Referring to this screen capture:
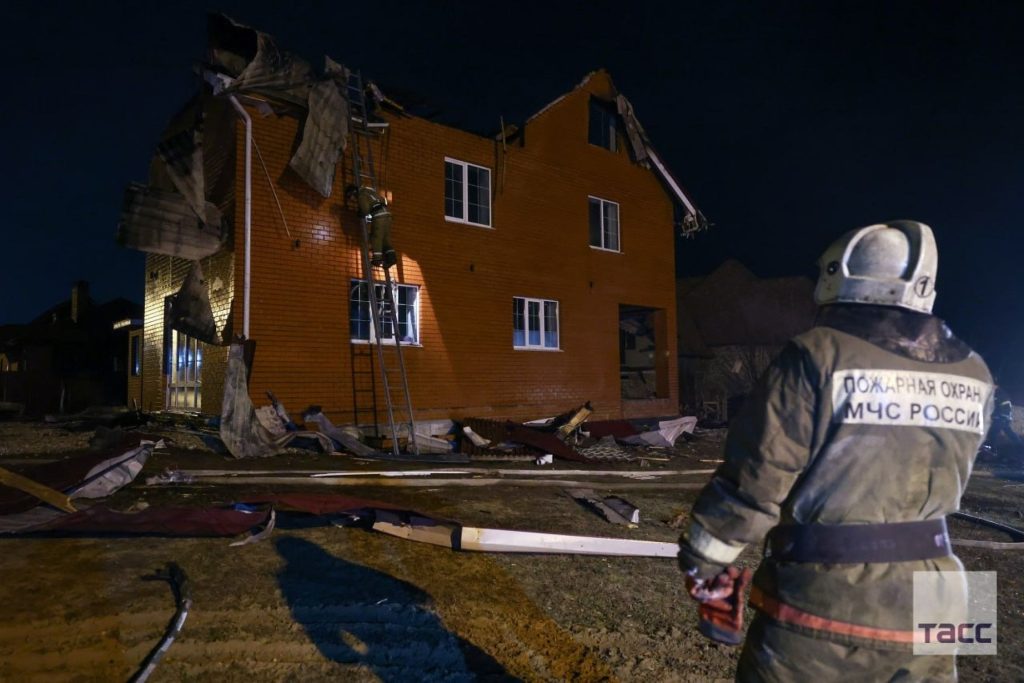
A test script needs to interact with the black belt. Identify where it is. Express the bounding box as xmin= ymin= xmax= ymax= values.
xmin=765 ymin=518 xmax=951 ymax=564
